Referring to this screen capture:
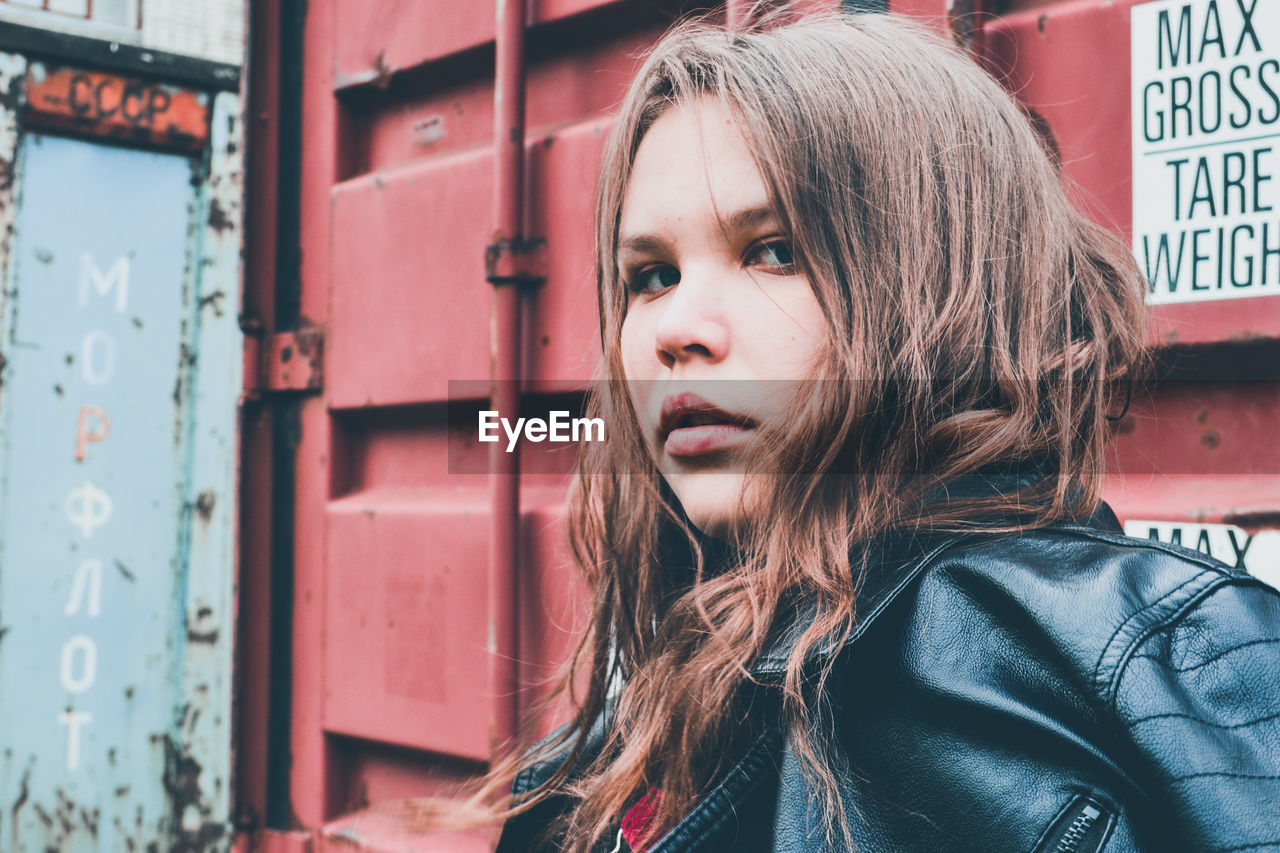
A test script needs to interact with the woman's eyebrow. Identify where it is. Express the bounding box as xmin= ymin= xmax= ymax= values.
xmin=618 ymin=233 xmax=669 ymax=256
xmin=724 ymin=204 xmax=780 ymax=232
xmin=618 ymin=204 xmax=780 ymax=256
